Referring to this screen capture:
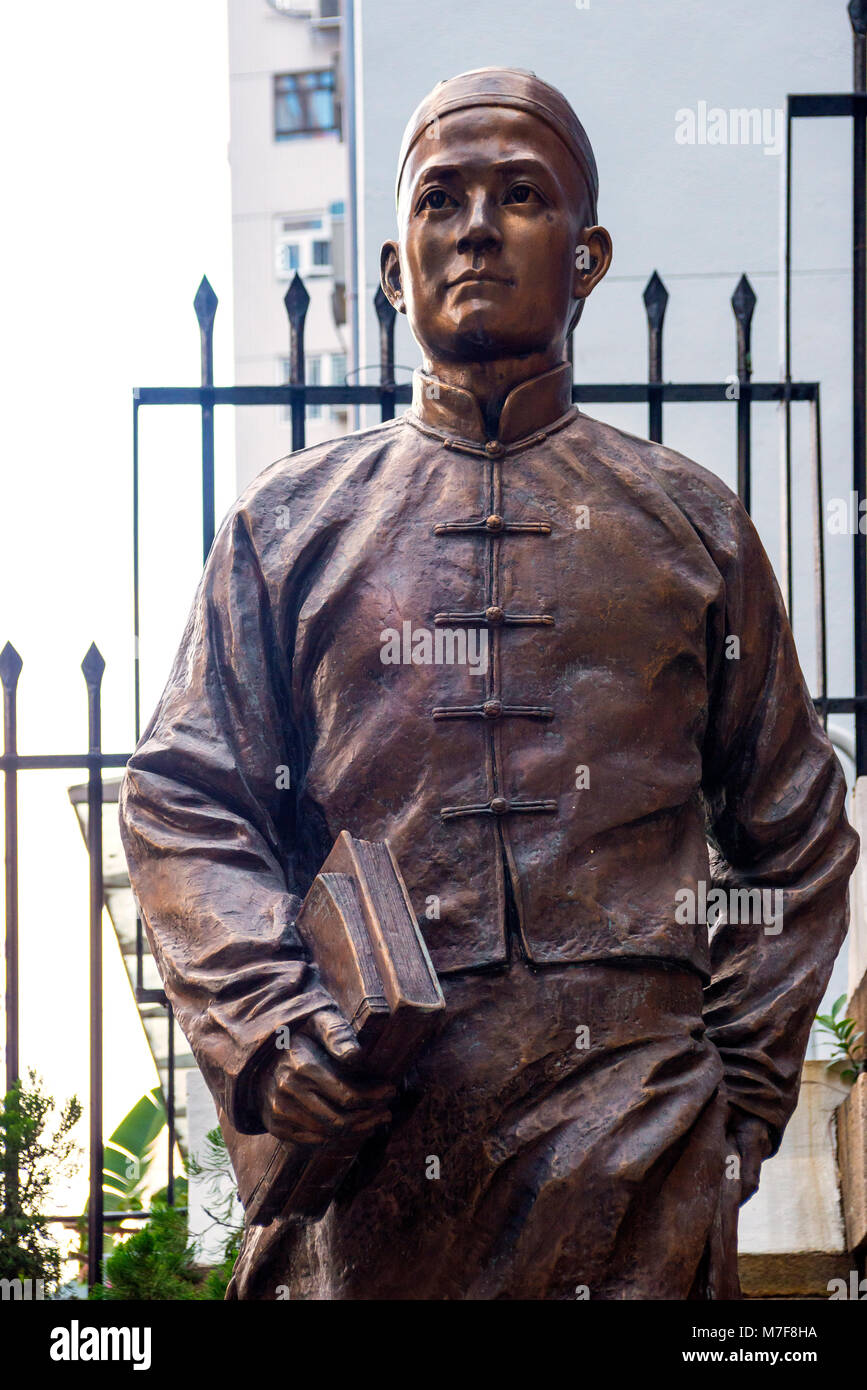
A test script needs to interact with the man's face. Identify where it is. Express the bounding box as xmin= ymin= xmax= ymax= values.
xmin=387 ymin=107 xmax=595 ymax=363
